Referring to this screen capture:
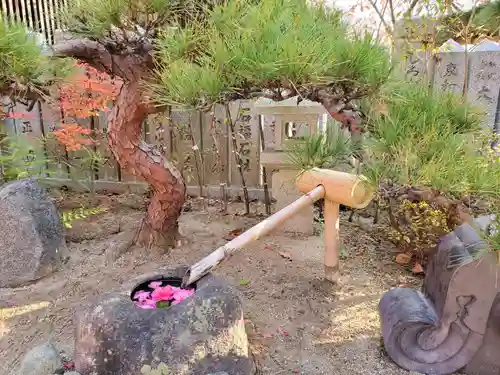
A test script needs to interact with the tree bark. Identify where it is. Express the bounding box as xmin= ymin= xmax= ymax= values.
xmin=54 ymin=38 xmax=186 ymax=249
xmin=108 ymin=81 xmax=186 ymax=249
